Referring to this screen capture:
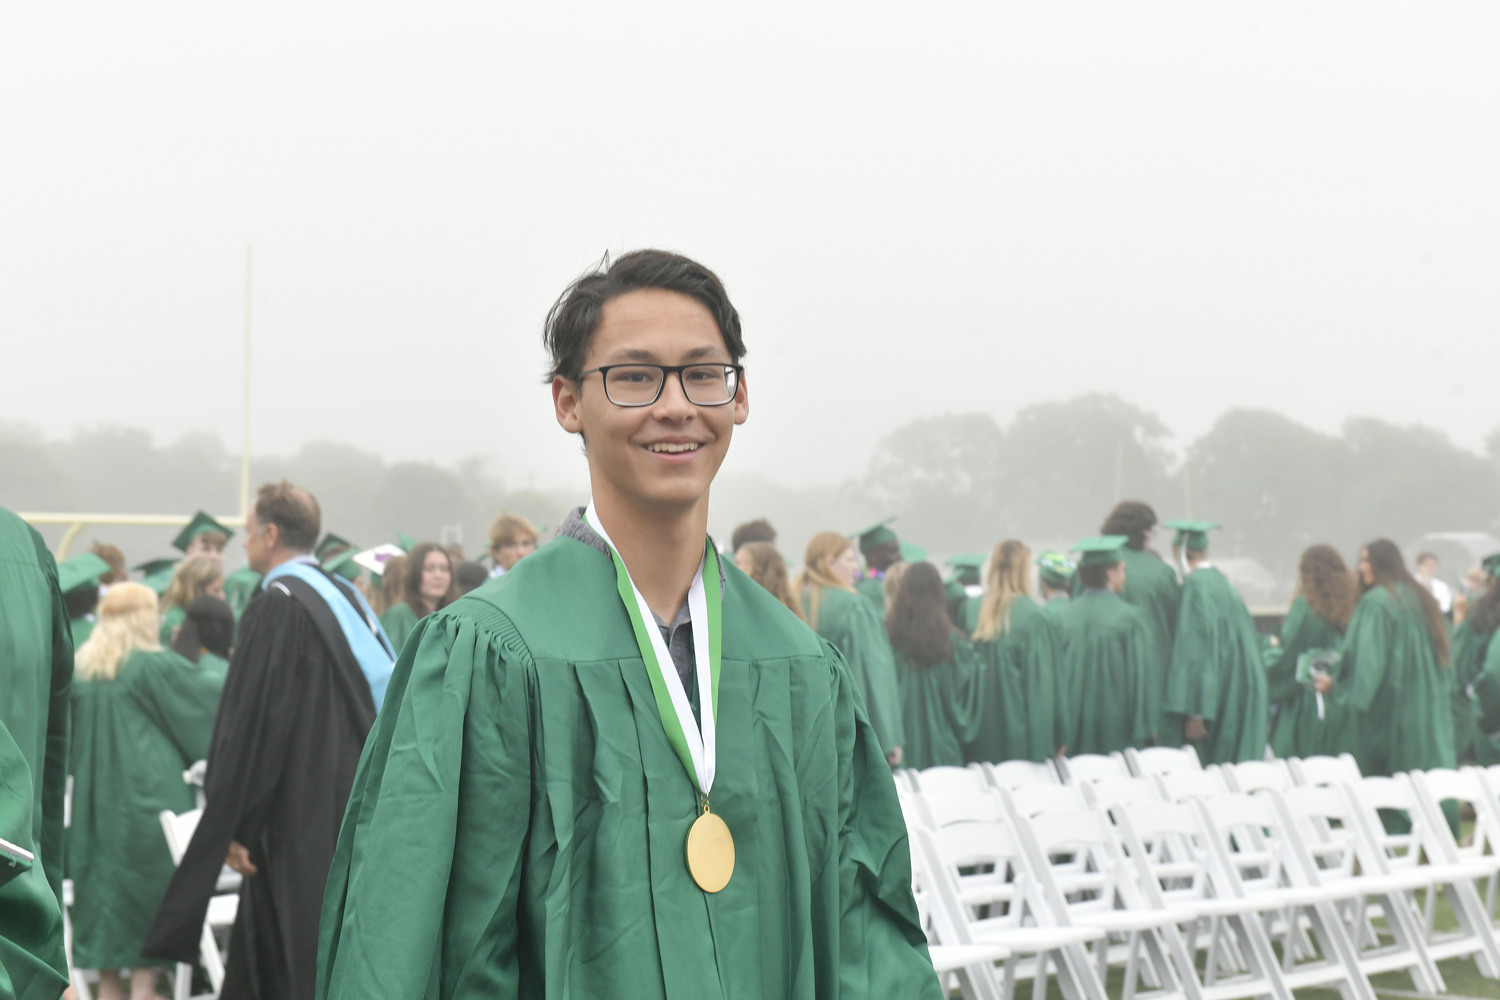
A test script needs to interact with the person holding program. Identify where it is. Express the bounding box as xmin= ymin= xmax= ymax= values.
xmin=316 ymin=250 xmax=941 ymax=999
